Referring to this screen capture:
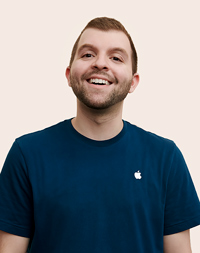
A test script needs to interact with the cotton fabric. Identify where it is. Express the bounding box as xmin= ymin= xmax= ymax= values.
xmin=0 ymin=119 xmax=200 ymax=252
